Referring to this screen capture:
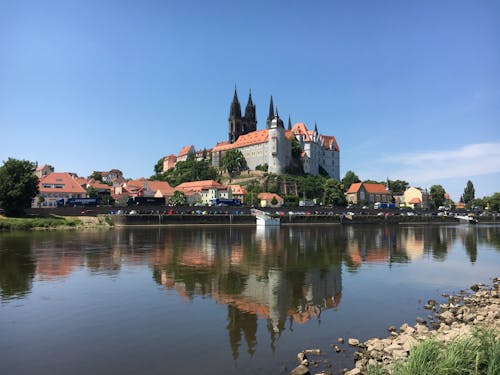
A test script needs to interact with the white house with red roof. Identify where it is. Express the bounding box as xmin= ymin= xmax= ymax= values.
xmin=33 ymin=172 xmax=87 ymax=207
xmin=175 ymin=179 xmax=233 ymax=205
